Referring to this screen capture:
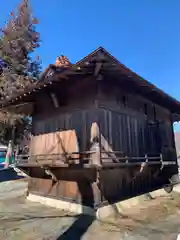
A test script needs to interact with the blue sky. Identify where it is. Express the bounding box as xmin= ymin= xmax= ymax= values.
xmin=1 ymin=0 xmax=180 ymax=128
